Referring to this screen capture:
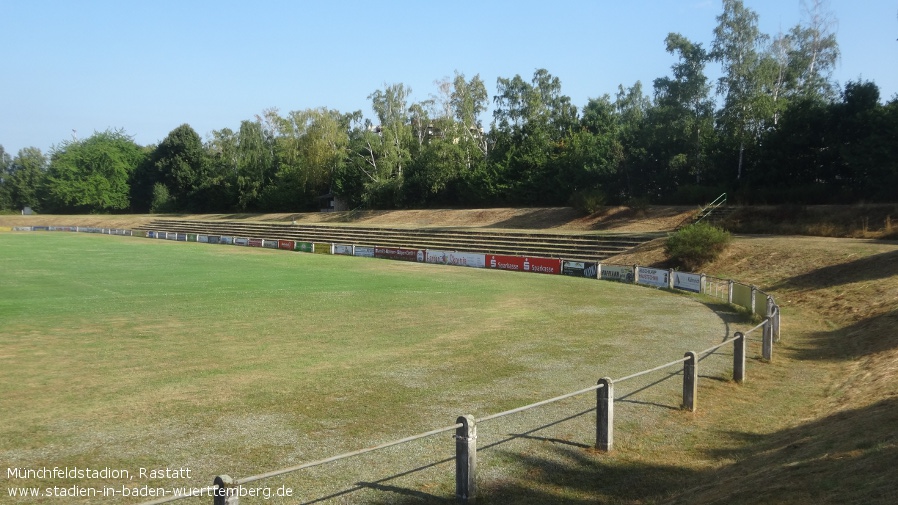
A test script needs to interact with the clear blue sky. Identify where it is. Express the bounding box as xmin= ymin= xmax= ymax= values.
xmin=2 ymin=0 xmax=896 ymax=156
